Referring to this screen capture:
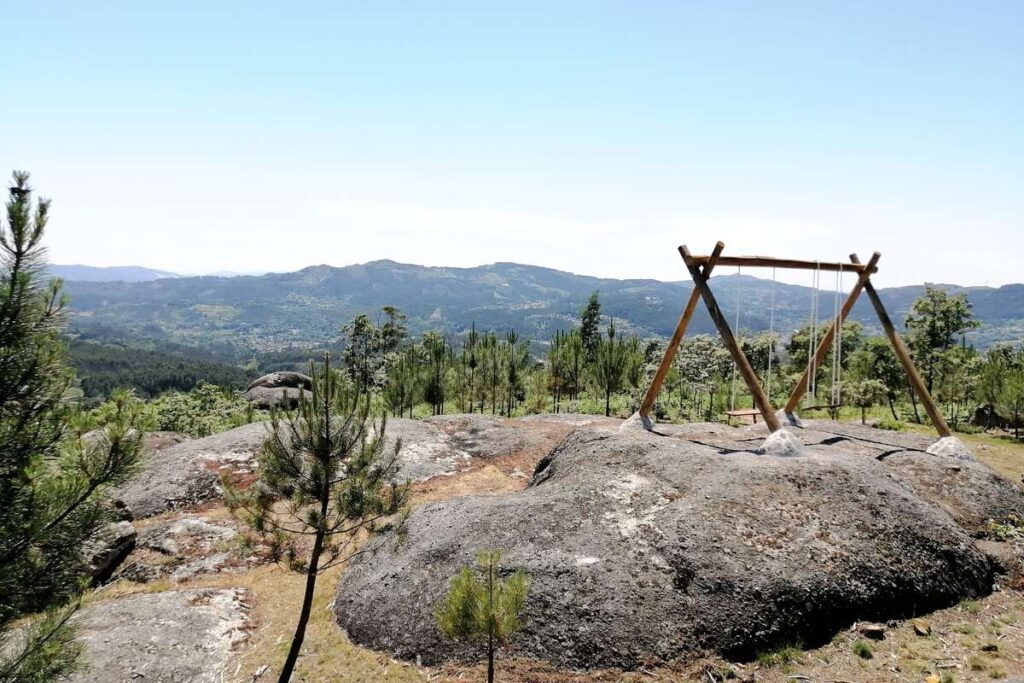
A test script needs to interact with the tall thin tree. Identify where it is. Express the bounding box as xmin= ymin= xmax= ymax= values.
xmin=0 ymin=171 xmax=143 ymax=681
